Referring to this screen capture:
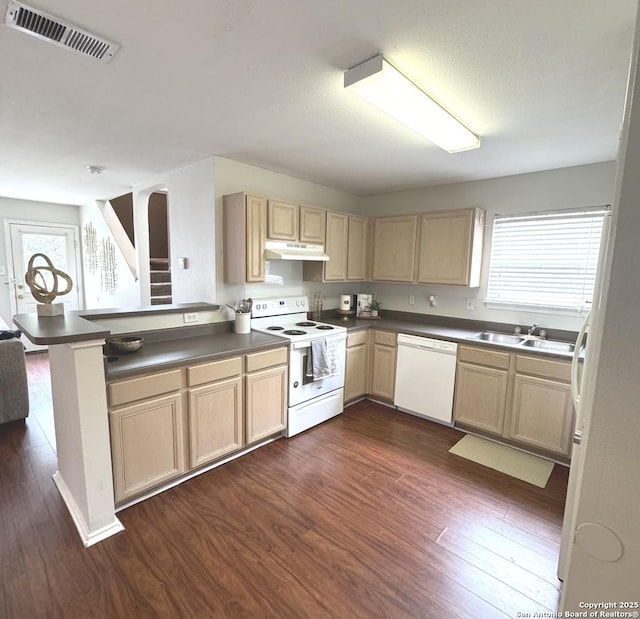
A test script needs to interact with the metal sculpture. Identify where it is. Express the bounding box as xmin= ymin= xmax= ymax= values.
xmin=24 ymin=253 xmax=73 ymax=304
